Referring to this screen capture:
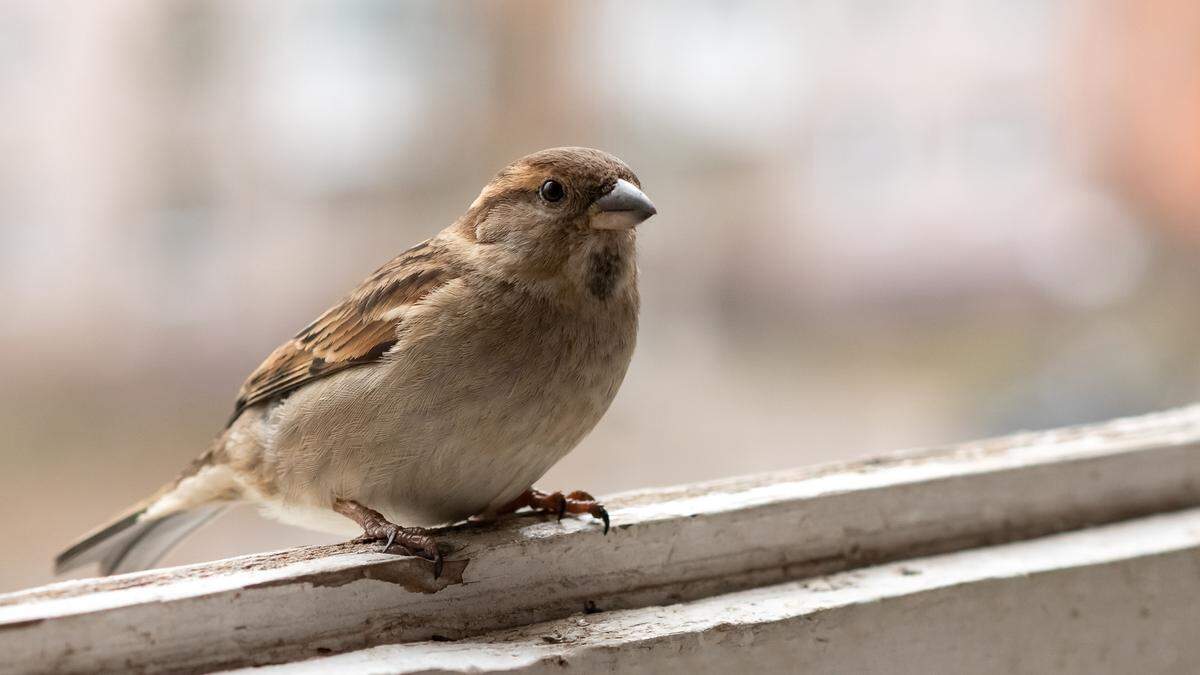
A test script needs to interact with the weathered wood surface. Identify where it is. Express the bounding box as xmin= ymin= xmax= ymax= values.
xmin=3 ymin=405 xmax=1200 ymax=673
xmin=228 ymin=508 xmax=1200 ymax=674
